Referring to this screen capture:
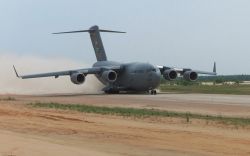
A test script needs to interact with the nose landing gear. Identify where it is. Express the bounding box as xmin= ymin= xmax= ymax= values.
xmin=150 ymin=90 xmax=157 ymax=95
